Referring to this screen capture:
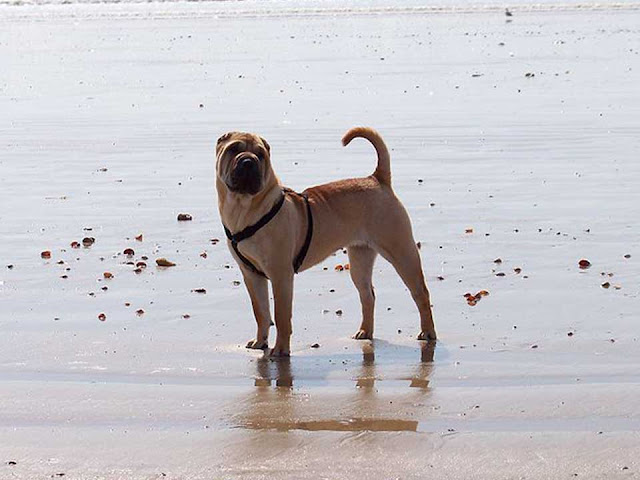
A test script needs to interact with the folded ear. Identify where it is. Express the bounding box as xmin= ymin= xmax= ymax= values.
xmin=216 ymin=132 xmax=235 ymax=155
xmin=260 ymin=136 xmax=271 ymax=153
